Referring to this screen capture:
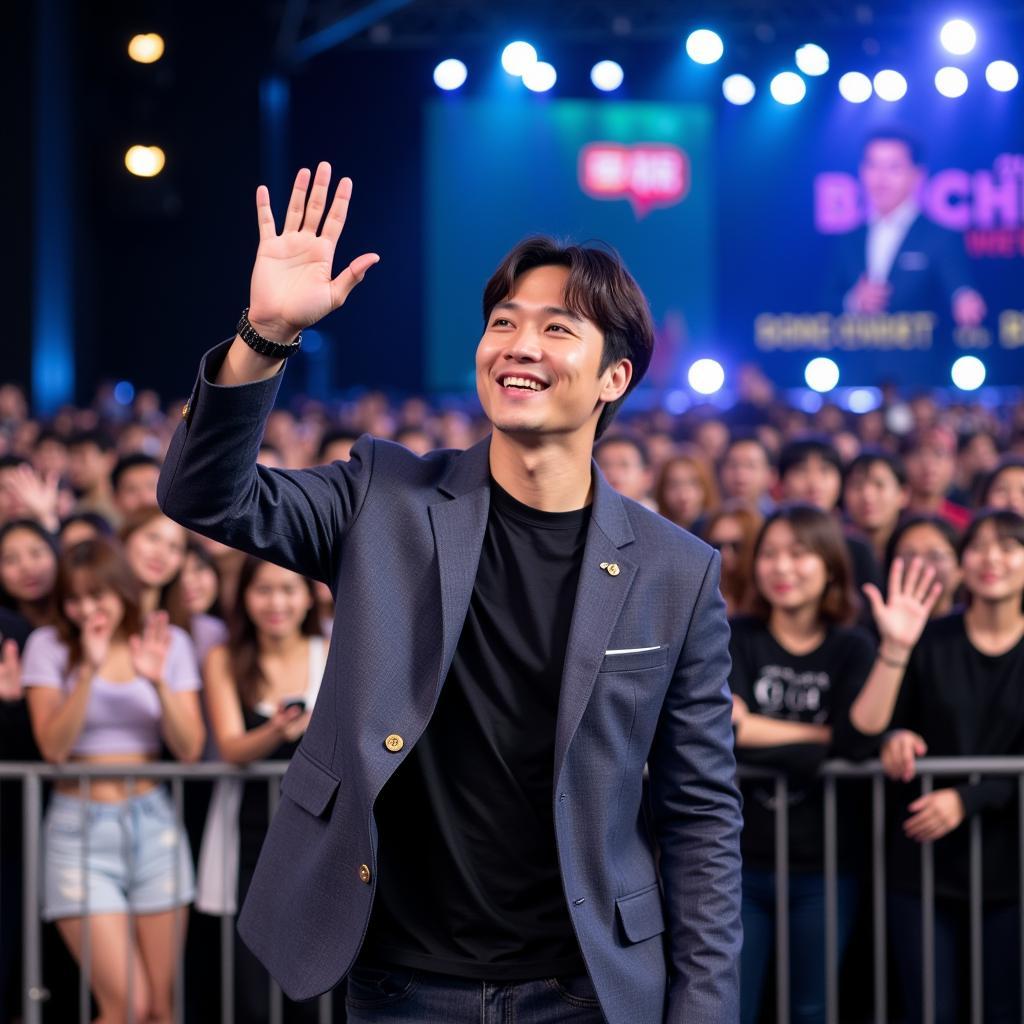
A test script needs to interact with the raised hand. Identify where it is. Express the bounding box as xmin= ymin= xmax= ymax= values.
xmin=0 ymin=639 xmax=21 ymax=702
xmin=247 ymin=163 xmax=380 ymax=343
xmin=862 ymin=557 xmax=943 ymax=656
xmin=1 ymin=465 xmax=60 ymax=531
xmin=130 ymin=610 xmax=173 ymax=685
xmin=81 ymin=613 xmax=115 ymax=673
